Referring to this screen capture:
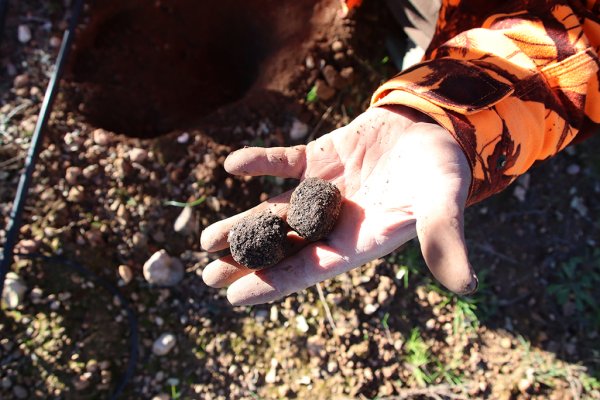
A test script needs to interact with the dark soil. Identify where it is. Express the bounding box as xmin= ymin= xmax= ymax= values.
xmin=229 ymin=211 xmax=287 ymax=270
xmin=288 ymin=177 xmax=342 ymax=241
xmin=66 ymin=0 xmax=339 ymax=139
